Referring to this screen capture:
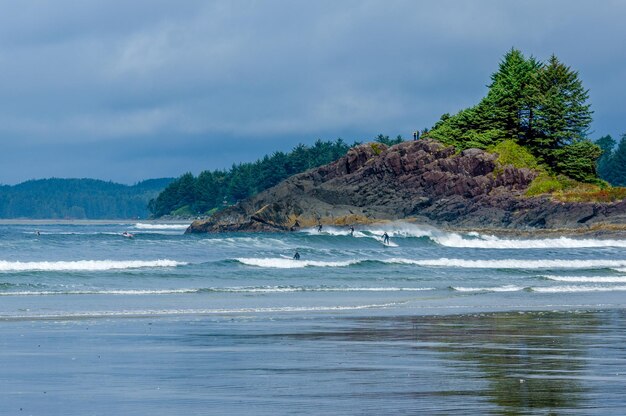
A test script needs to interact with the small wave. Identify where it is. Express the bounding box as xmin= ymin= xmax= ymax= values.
xmin=0 ymin=286 xmax=434 ymax=296
xmin=532 ymin=285 xmax=626 ymax=293
xmin=451 ymin=285 xmax=524 ymax=293
xmin=209 ymin=286 xmax=434 ymax=293
xmin=133 ymin=223 xmax=189 ymax=230
xmin=433 ymin=234 xmax=626 ymax=249
xmin=235 ymin=258 xmax=360 ymax=268
xmin=0 ymin=259 xmax=186 ymax=272
xmin=8 ymin=302 xmax=404 ymax=320
xmin=542 ymin=275 xmax=626 ymax=283
xmin=0 ymin=288 xmax=198 ymax=296
xmin=615 ymin=268 xmax=626 ymax=273
xmin=384 ymin=258 xmax=626 ymax=269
